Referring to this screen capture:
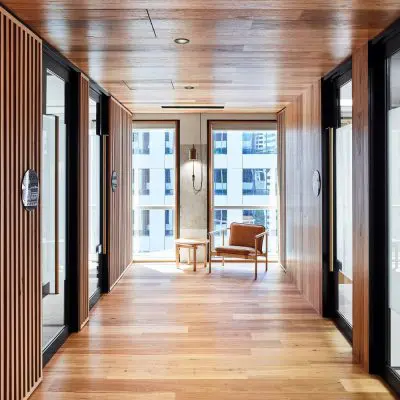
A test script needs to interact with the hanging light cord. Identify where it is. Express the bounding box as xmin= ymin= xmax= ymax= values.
xmin=192 ymin=113 xmax=203 ymax=194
